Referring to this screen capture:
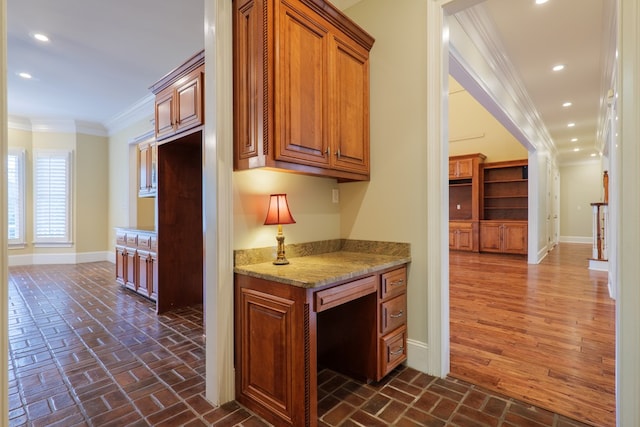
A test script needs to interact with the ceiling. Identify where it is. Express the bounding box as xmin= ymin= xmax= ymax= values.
xmin=7 ymin=0 xmax=614 ymax=164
